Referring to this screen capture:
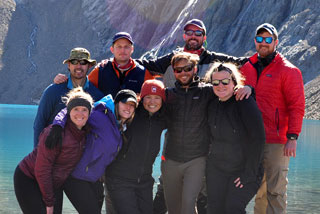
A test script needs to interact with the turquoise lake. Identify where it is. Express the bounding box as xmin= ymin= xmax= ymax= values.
xmin=0 ymin=104 xmax=319 ymax=213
